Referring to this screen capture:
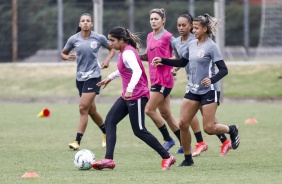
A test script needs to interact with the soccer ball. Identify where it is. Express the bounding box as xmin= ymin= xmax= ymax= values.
xmin=74 ymin=149 xmax=95 ymax=170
